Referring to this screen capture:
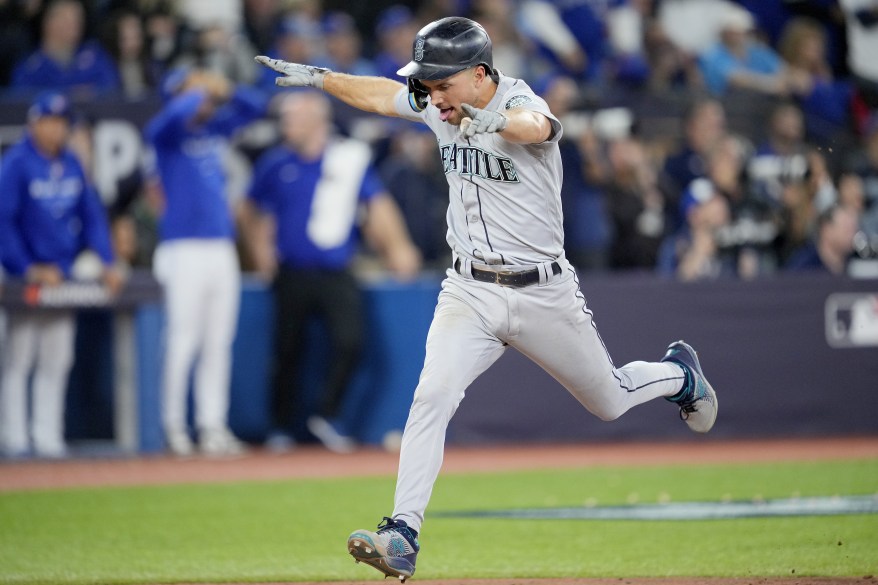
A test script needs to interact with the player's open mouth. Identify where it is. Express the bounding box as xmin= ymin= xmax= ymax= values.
xmin=439 ymin=107 xmax=453 ymax=122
